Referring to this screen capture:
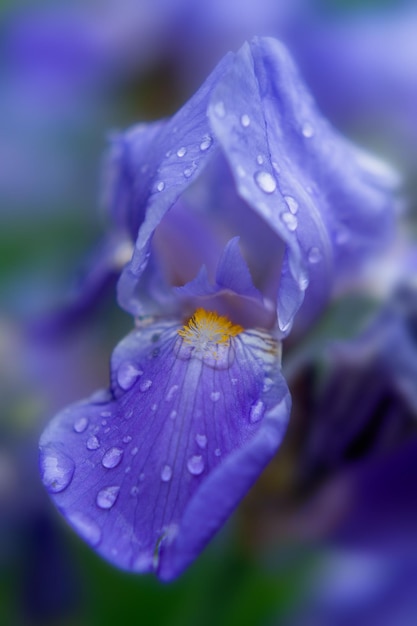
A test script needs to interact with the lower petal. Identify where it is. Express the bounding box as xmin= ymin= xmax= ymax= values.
xmin=39 ymin=314 xmax=291 ymax=579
